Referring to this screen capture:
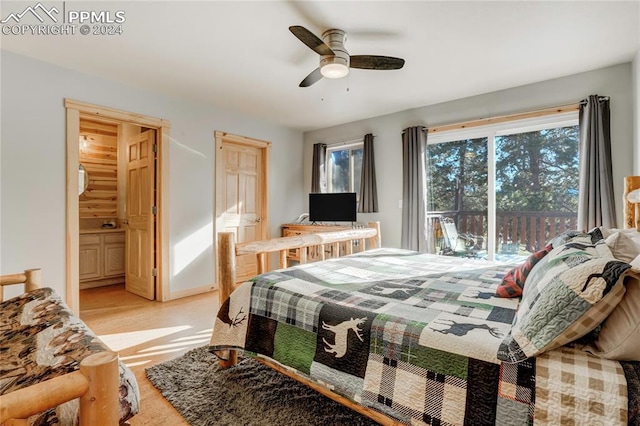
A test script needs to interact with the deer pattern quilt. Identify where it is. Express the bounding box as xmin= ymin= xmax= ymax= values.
xmin=209 ymin=248 xmax=635 ymax=425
